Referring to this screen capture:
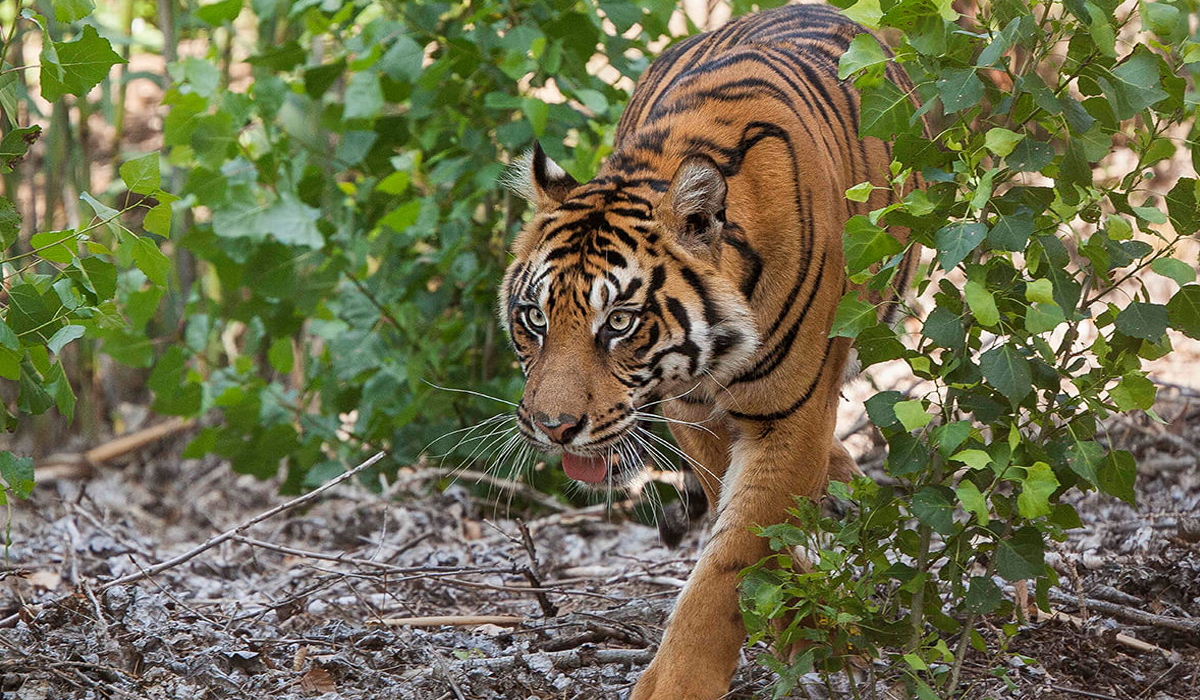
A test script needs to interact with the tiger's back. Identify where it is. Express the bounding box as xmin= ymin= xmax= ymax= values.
xmin=498 ymin=6 xmax=920 ymax=698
